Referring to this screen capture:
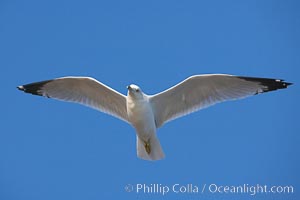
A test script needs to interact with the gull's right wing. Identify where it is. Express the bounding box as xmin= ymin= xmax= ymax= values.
xmin=17 ymin=77 xmax=129 ymax=123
